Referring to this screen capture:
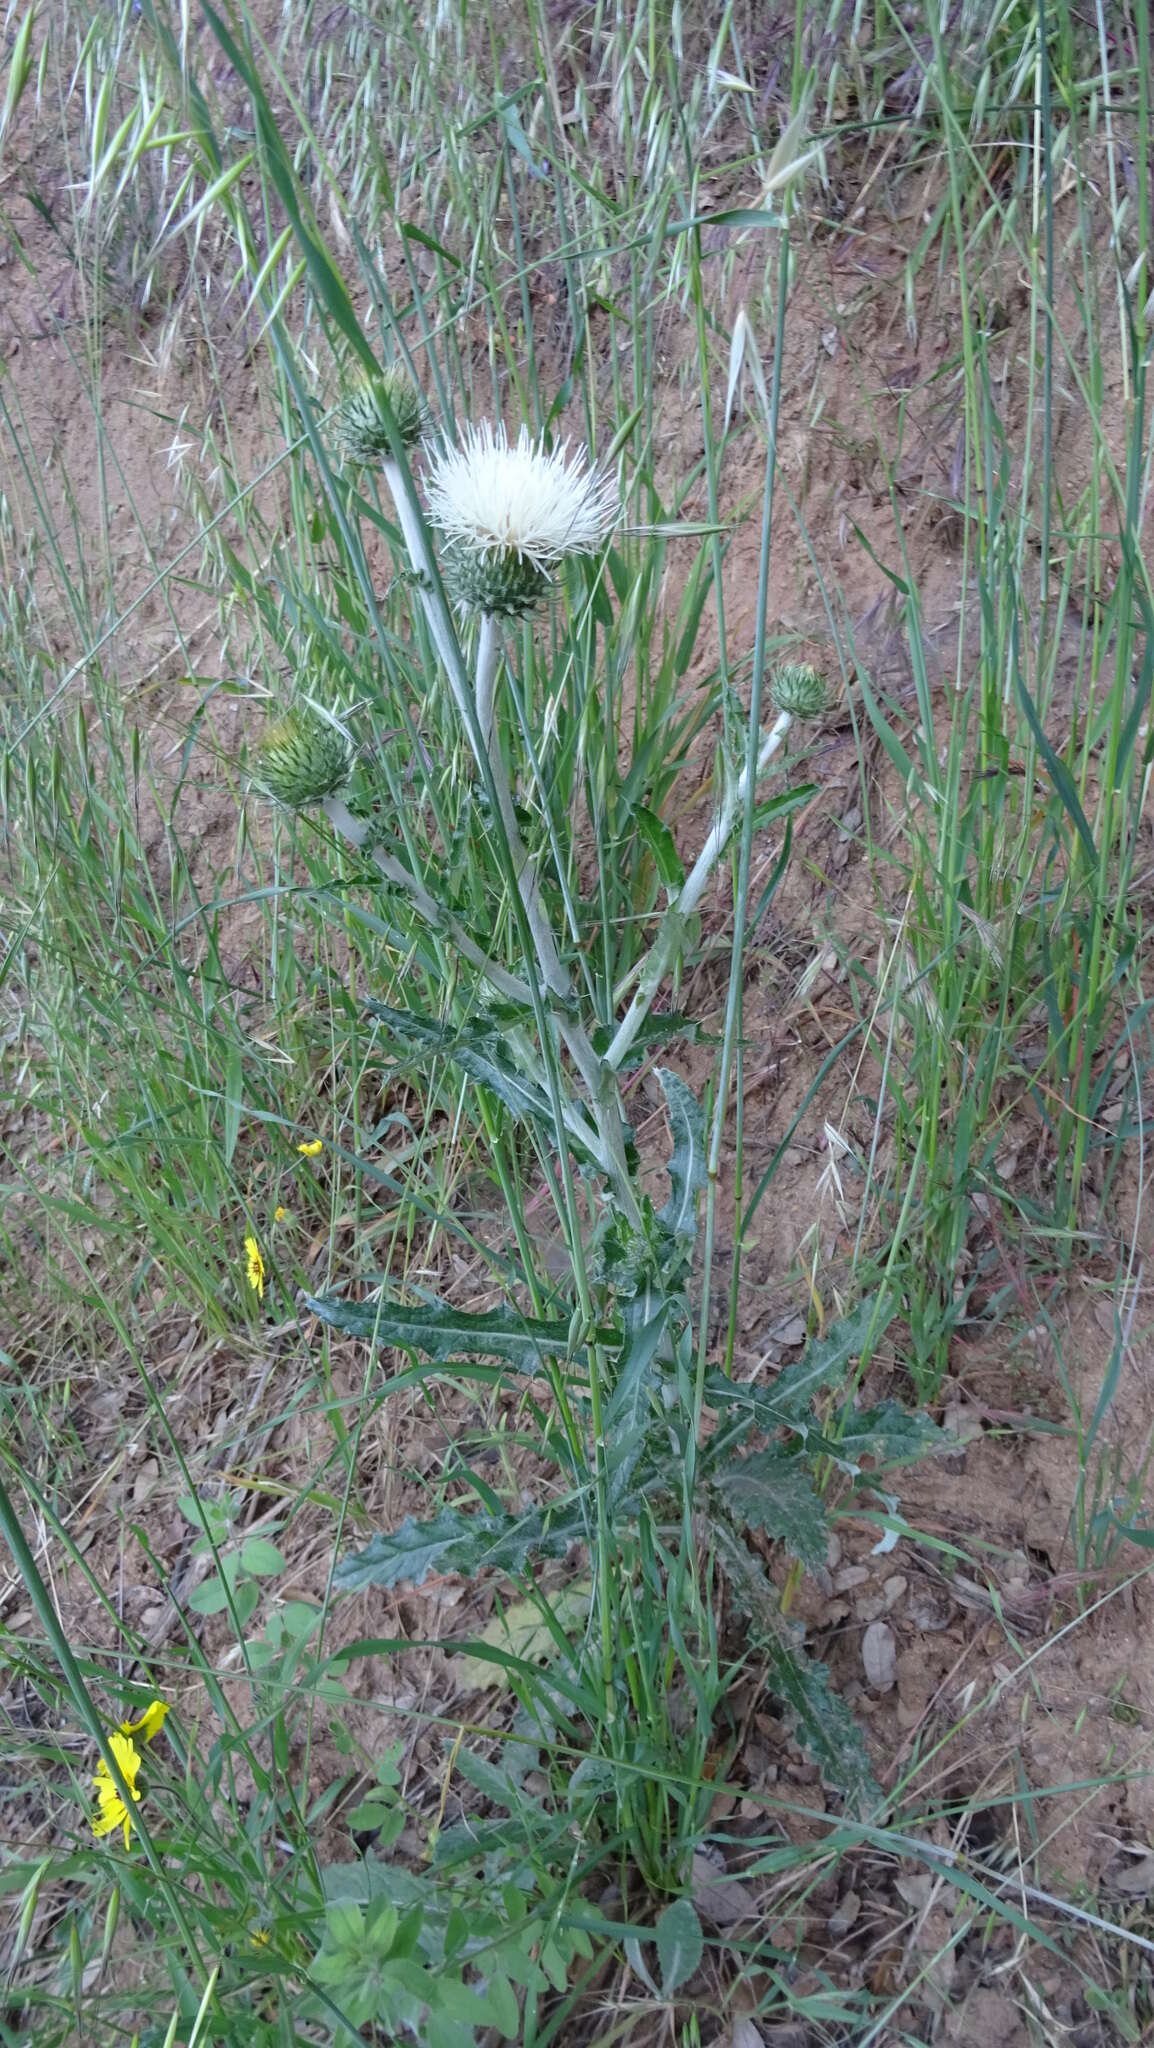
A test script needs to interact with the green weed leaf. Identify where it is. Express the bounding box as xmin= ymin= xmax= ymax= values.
xmin=710 ymin=1451 xmax=827 ymax=1570
xmin=334 ymin=1498 xmax=588 ymax=1593
xmin=756 ymin=1291 xmax=894 ymax=1417
xmin=763 ymin=1632 xmax=878 ymax=1811
xmin=603 ymin=1304 xmax=668 ymax=1496
xmin=655 ymin=1898 xmax=703 ymax=1994
xmin=713 ymin=1523 xmax=878 ymax=1809
xmin=656 ymin=1068 xmax=705 ymax=1239
xmin=829 ymin=1402 xmax=946 ymax=1470
xmin=365 ymin=1002 xmax=571 ymax=1143
xmin=635 ymin=805 xmax=684 ymax=891
xmin=240 ymin=1537 xmax=287 ymax=1577
xmin=304 ymin=1293 xmax=582 ymax=1369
